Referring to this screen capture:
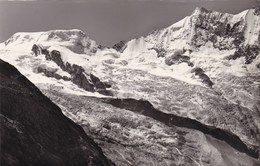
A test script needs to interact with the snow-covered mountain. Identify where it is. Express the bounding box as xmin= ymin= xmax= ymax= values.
xmin=3 ymin=29 xmax=102 ymax=54
xmin=123 ymin=6 xmax=259 ymax=51
xmin=0 ymin=6 xmax=260 ymax=166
